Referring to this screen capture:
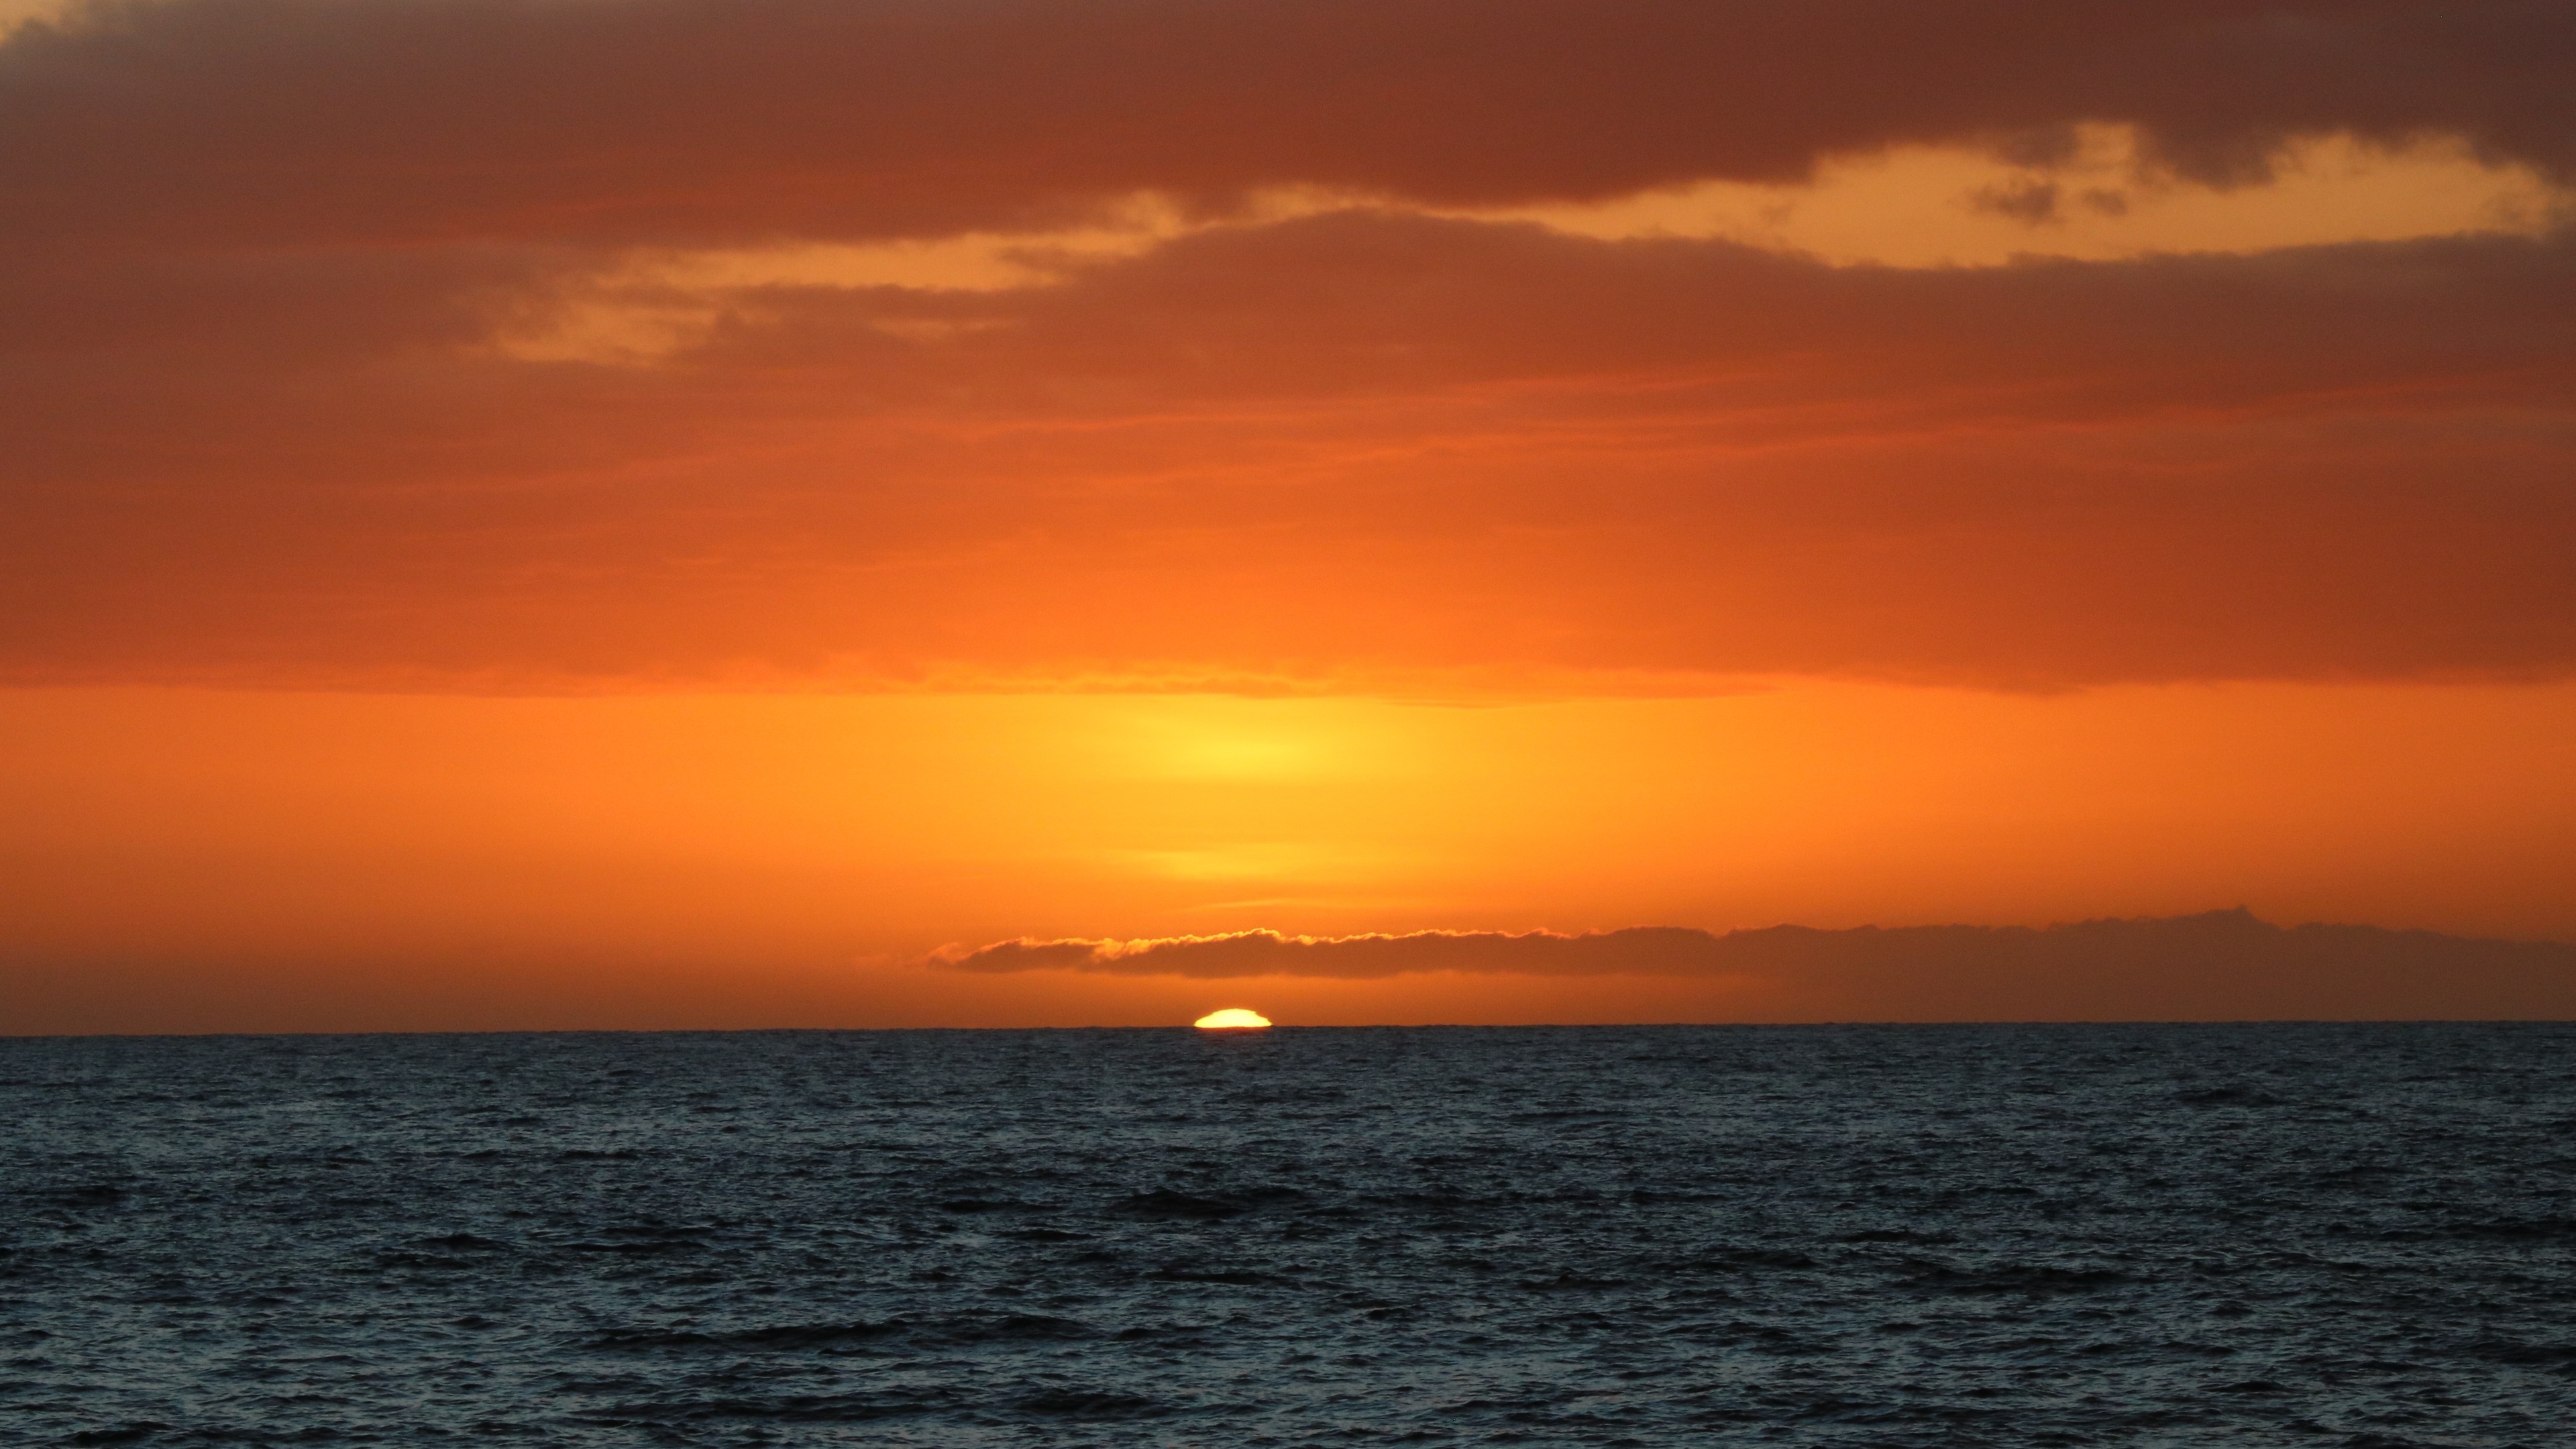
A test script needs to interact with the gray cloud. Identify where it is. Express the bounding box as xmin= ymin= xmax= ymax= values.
xmin=933 ymin=911 xmax=2576 ymax=1021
